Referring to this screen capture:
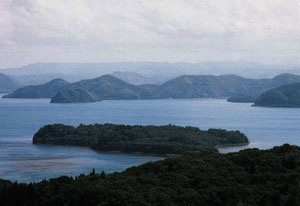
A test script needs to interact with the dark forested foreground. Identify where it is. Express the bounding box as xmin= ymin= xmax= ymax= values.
xmin=1 ymin=144 xmax=300 ymax=205
xmin=33 ymin=124 xmax=249 ymax=155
